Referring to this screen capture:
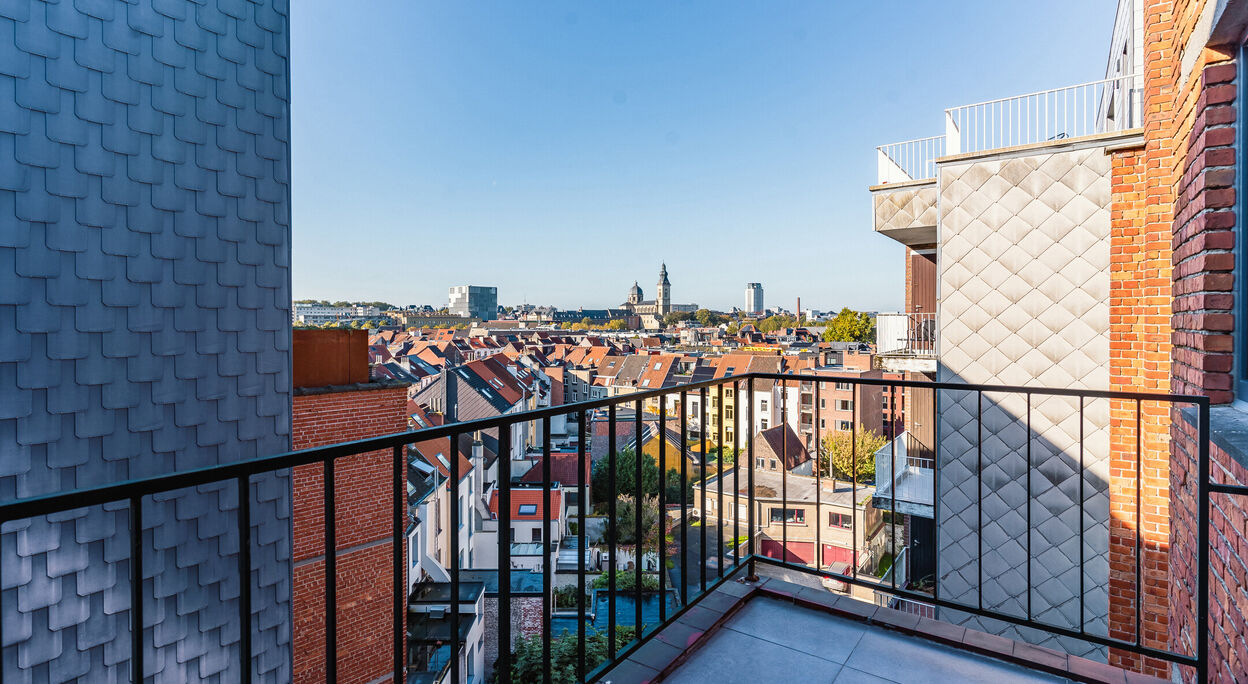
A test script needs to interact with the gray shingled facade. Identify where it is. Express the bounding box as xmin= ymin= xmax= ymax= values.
xmin=1 ymin=1 xmax=291 ymax=681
